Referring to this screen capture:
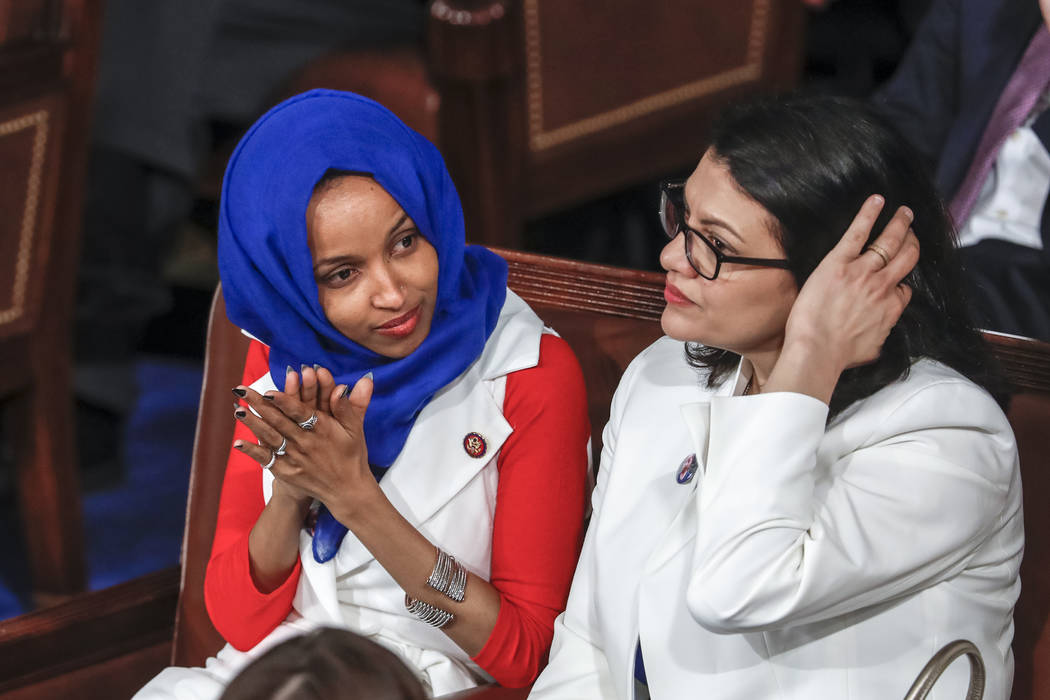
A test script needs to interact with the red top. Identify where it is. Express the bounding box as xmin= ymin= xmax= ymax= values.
xmin=205 ymin=334 xmax=590 ymax=687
